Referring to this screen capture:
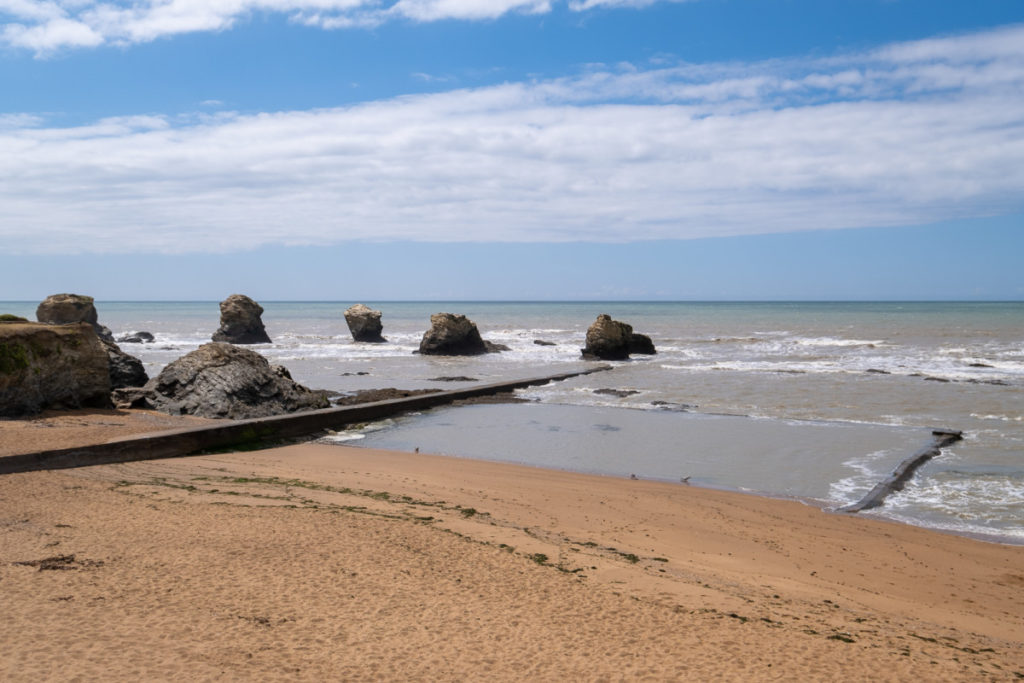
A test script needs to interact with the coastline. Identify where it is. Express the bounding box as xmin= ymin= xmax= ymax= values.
xmin=1 ymin=418 xmax=1022 ymax=679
